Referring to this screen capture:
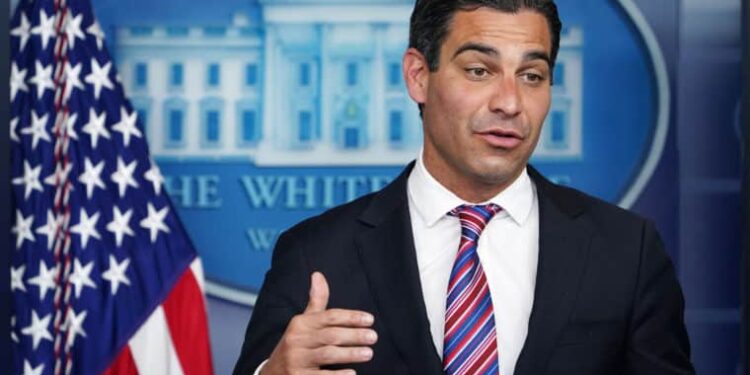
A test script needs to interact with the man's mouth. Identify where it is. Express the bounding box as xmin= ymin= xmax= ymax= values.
xmin=476 ymin=129 xmax=524 ymax=149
